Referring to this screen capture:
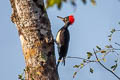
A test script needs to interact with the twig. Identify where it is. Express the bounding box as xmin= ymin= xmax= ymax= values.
xmin=116 ymin=30 xmax=120 ymax=31
xmin=115 ymin=42 xmax=120 ymax=46
xmin=67 ymin=56 xmax=86 ymax=60
xmin=113 ymin=48 xmax=120 ymax=50
xmin=67 ymin=56 xmax=96 ymax=62
xmin=93 ymin=49 xmax=120 ymax=80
